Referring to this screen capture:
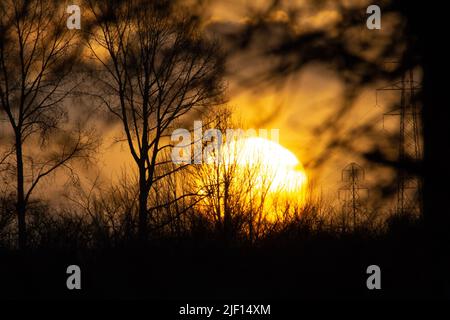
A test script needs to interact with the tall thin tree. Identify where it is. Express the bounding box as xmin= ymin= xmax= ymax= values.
xmin=85 ymin=0 xmax=224 ymax=240
xmin=0 ymin=0 xmax=95 ymax=248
